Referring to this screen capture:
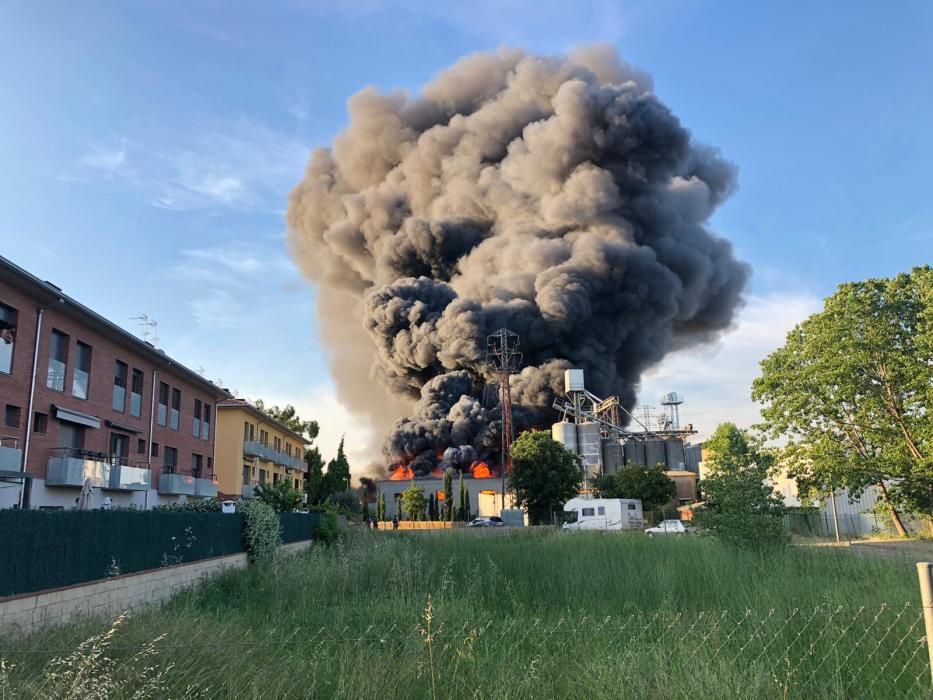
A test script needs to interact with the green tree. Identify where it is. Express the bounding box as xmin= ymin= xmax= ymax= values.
xmin=443 ymin=469 xmax=454 ymax=521
xmin=376 ymin=493 xmax=386 ymax=522
xmin=326 ymin=489 xmax=361 ymax=515
xmin=401 ymin=483 xmax=426 ymax=521
xmin=510 ymin=430 xmax=583 ymax=525
xmin=303 ymin=446 xmax=327 ymax=505
xmin=253 ymin=400 xmax=320 ymax=441
xmin=694 ymin=423 xmax=788 ymax=550
xmin=752 ymin=267 xmax=932 ymax=536
xmin=427 ymin=493 xmax=437 ymax=520
xmin=591 ymin=464 xmax=676 ymax=512
xmin=253 ymin=479 xmax=302 ymax=513
xmin=322 ymin=437 xmax=352 ymax=497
